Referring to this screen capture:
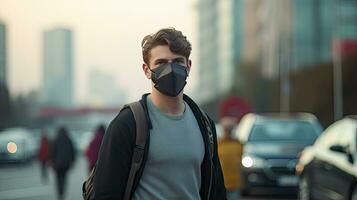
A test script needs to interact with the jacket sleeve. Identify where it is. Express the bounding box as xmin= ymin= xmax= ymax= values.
xmin=91 ymin=108 xmax=136 ymax=200
xmin=210 ymin=118 xmax=227 ymax=200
